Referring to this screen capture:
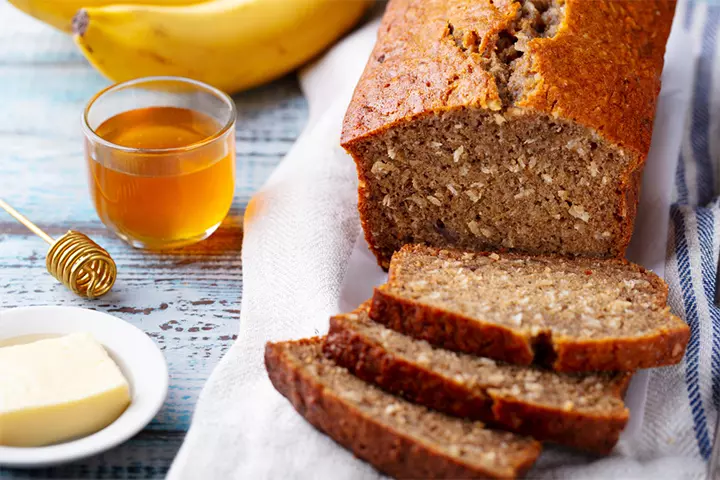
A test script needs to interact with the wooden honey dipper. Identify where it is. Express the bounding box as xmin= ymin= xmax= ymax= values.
xmin=0 ymin=198 xmax=116 ymax=299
